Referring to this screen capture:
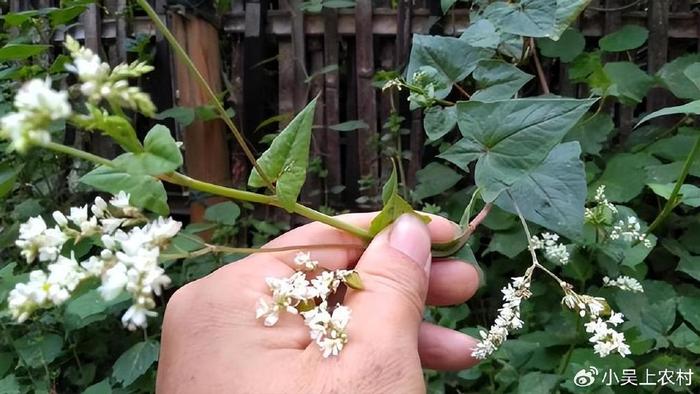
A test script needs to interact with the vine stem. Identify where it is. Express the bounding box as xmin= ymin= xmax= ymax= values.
xmin=647 ymin=133 xmax=700 ymax=233
xmin=42 ymin=141 xmax=372 ymax=240
xmin=529 ymin=38 xmax=550 ymax=95
xmin=135 ymin=0 xmax=276 ymax=191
